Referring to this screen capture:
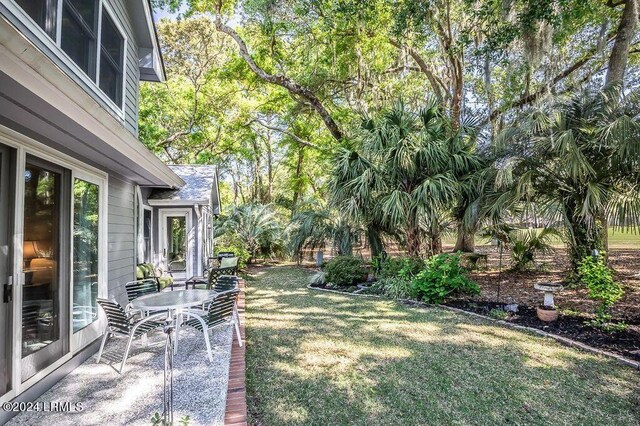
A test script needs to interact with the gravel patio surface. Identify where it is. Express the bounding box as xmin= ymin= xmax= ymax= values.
xmin=8 ymin=324 xmax=232 ymax=426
